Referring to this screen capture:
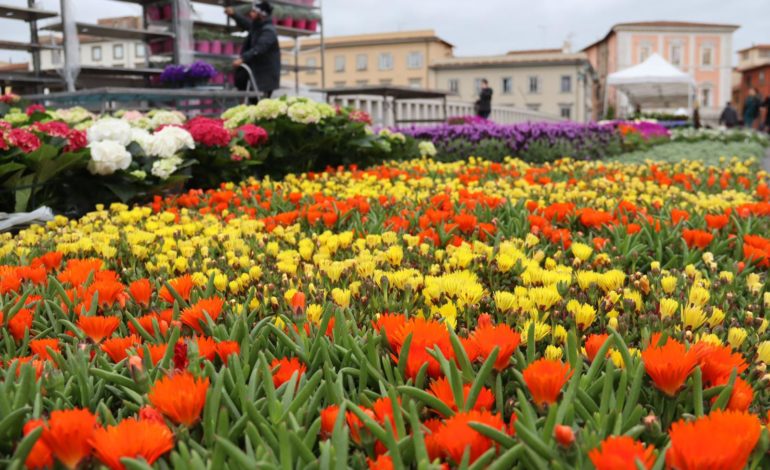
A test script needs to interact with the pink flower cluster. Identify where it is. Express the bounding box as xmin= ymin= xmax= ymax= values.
xmin=32 ymin=121 xmax=88 ymax=152
xmin=1 ymin=128 xmax=41 ymax=153
xmin=184 ymin=117 xmax=233 ymax=148
xmin=237 ymin=124 xmax=268 ymax=146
